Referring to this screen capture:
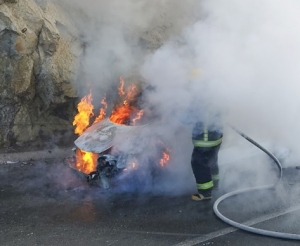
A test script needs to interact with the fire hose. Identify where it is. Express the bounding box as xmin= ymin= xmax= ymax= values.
xmin=213 ymin=126 xmax=300 ymax=240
